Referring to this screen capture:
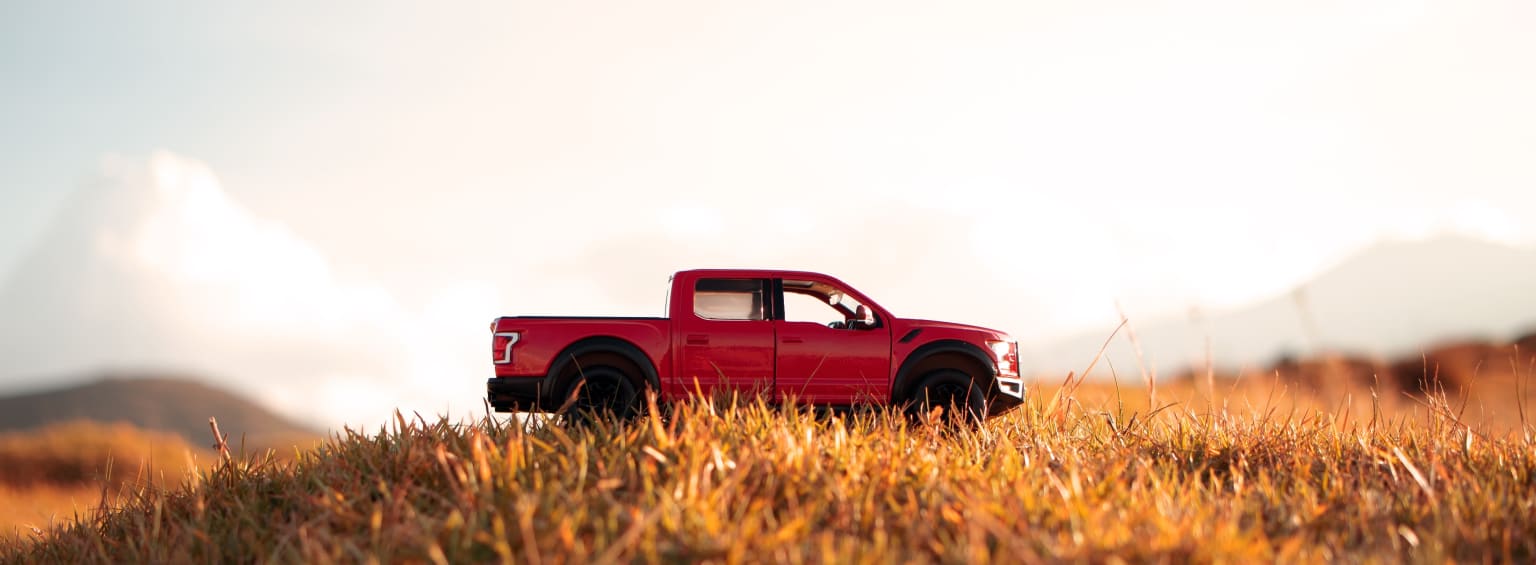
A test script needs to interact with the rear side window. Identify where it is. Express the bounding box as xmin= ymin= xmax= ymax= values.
xmin=694 ymin=279 xmax=766 ymax=321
